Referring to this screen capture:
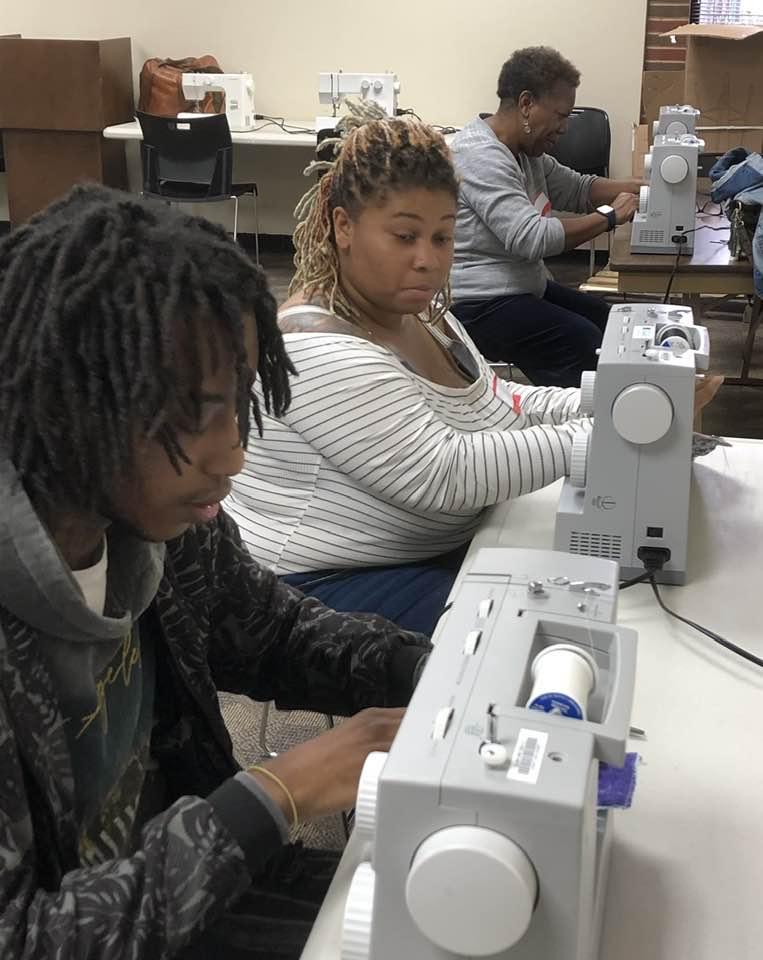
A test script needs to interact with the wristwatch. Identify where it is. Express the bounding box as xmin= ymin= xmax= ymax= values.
xmin=595 ymin=204 xmax=617 ymax=231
